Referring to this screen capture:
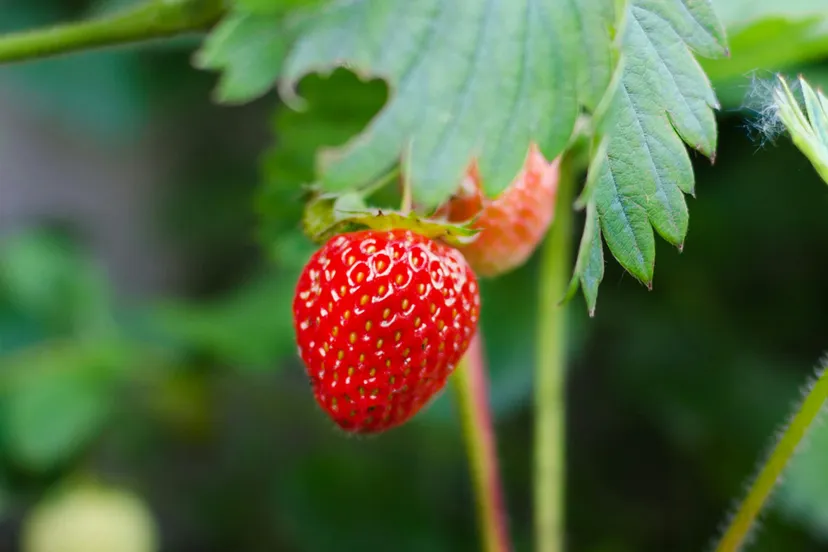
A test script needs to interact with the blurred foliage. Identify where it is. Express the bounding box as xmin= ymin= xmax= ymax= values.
xmin=705 ymin=0 xmax=828 ymax=111
xmin=0 ymin=1 xmax=148 ymax=138
xmin=257 ymin=68 xmax=389 ymax=266
xmin=148 ymin=271 xmax=299 ymax=370
xmin=1 ymin=0 xmax=828 ymax=551
xmin=1 ymin=342 xmax=121 ymax=471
